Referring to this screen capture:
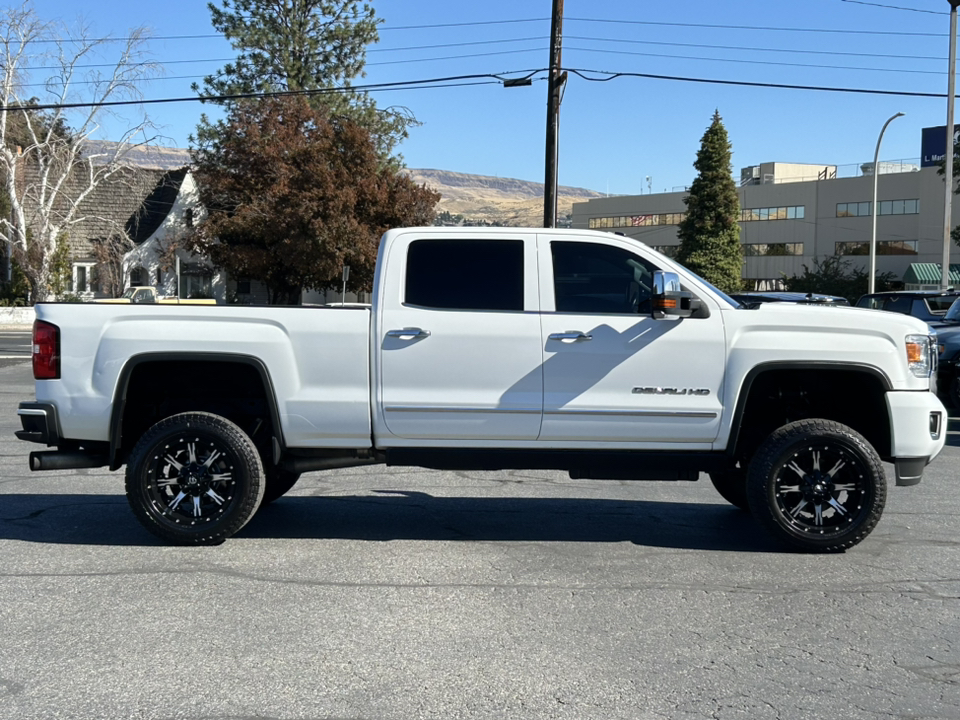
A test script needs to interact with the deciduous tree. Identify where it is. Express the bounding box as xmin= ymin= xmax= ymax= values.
xmin=188 ymin=95 xmax=439 ymax=304
xmin=676 ymin=111 xmax=743 ymax=294
xmin=0 ymin=1 xmax=159 ymax=302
